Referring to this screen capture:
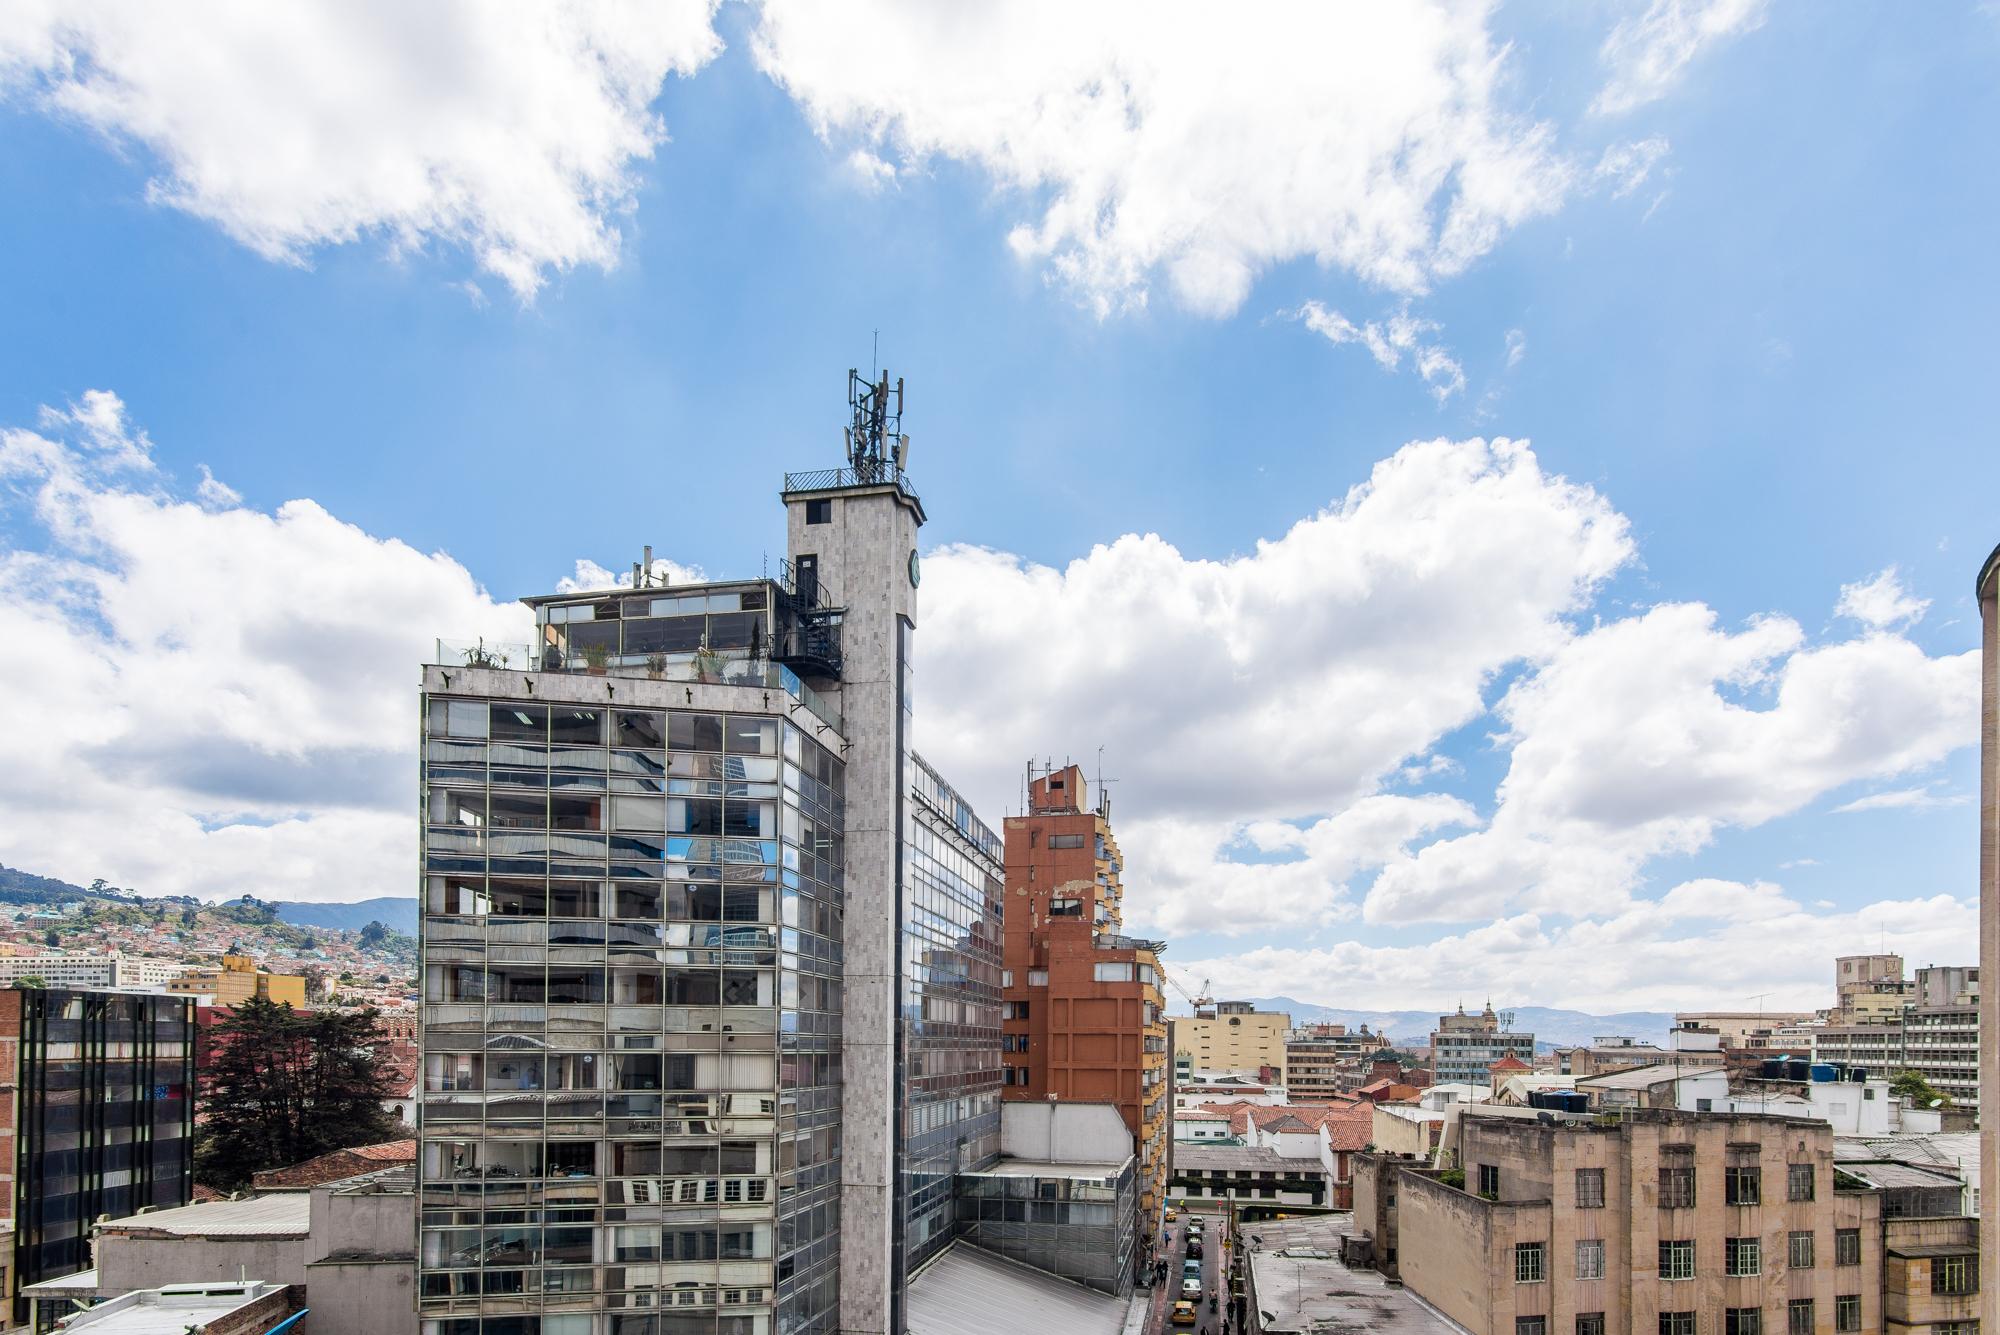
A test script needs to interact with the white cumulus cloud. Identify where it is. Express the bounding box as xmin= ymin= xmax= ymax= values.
xmin=1179 ymin=890 xmax=1973 ymax=1013
xmin=754 ymin=1 xmax=1572 ymax=315
xmin=1363 ymin=603 xmax=1978 ymax=924
xmin=0 ymin=390 xmax=533 ymax=901
xmin=1836 ymin=566 xmax=1931 ymax=630
xmin=0 ymin=1 xmax=724 ymax=299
